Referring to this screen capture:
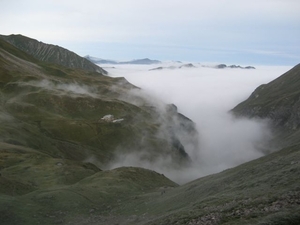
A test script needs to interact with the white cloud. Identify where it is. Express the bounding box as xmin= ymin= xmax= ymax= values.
xmin=105 ymin=64 xmax=292 ymax=183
